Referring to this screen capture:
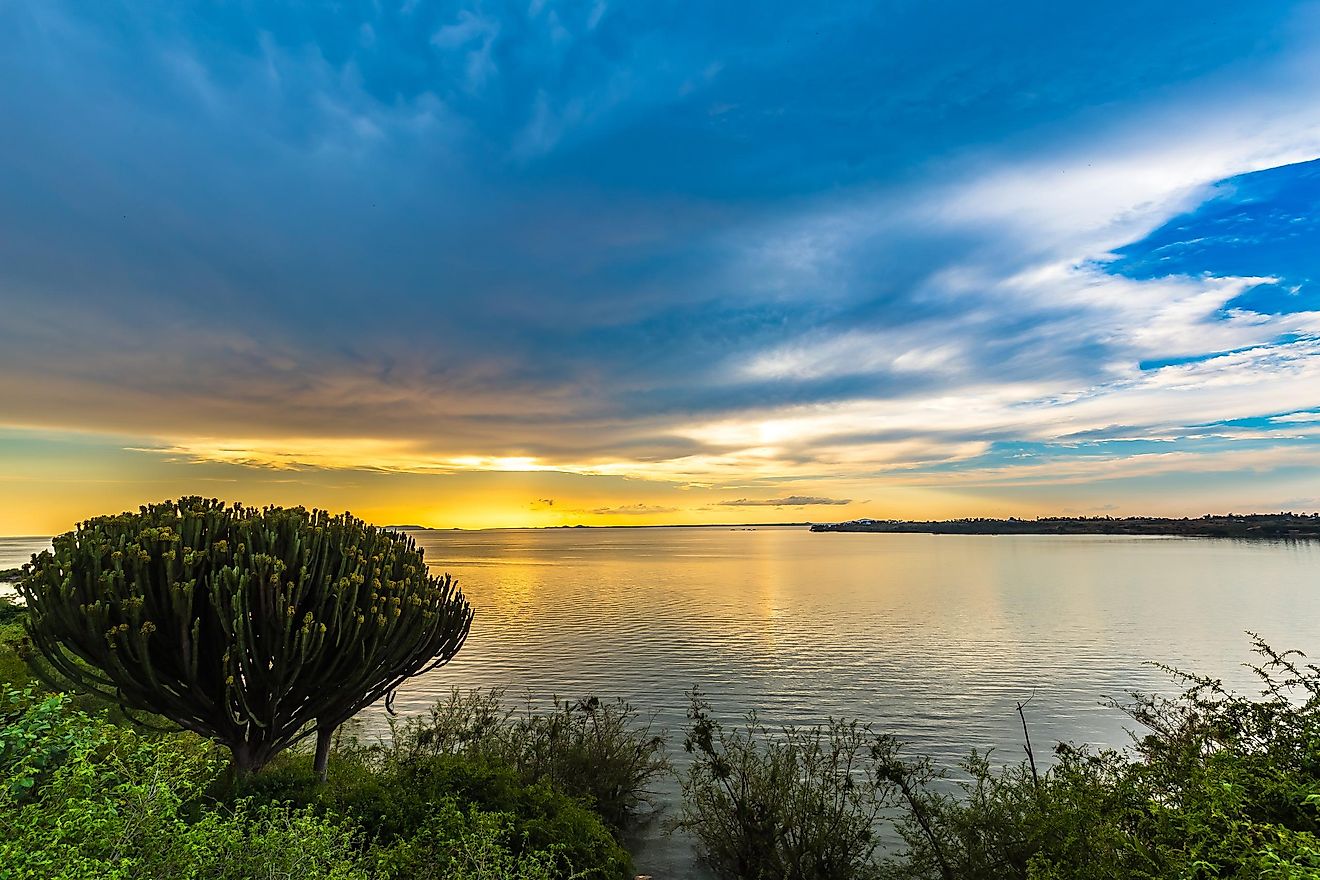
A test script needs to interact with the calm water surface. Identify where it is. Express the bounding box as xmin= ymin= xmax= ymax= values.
xmin=5 ymin=527 xmax=1319 ymax=876
xmin=0 ymin=537 xmax=44 ymax=598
